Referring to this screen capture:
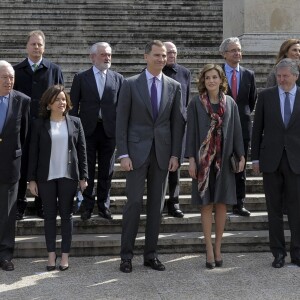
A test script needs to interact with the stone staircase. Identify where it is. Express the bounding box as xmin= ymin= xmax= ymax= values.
xmin=0 ymin=0 xmax=286 ymax=257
